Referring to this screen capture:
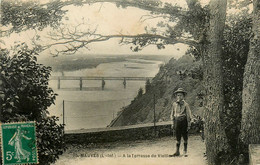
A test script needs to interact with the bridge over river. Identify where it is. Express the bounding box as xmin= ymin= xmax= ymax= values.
xmin=50 ymin=76 xmax=154 ymax=90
